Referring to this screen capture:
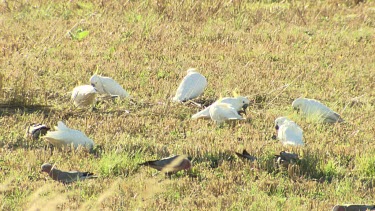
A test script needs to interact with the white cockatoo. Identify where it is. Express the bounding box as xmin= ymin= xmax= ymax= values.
xmin=44 ymin=121 xmax=94 ymax=150
xmin=71 ymin=85 xmax=97 ymax=107
xmin=172 ymin=68 xmax=207 ymax=102
xmin=292 ymin=97 xmax=344 ymax=123
xmin=209 ymin=102 xmax=246 ymax=124
xmin=192 ymin=96 xmax=250 ymax=119
xmin=274 ymin=117 xmax=304 ymax=146
xmin=90 ymin=74 xmax=130 ymax=98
